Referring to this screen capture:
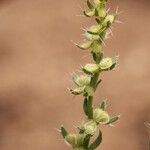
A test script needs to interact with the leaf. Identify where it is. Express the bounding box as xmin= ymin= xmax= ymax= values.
xmin=107 ymin=115 xmax=120 ymax=124
xmin=83 ymin=98 xmax=88 ymax=116
xmin=88 ymin=130 xmax=102 ymax=150
xmin=83 ymin=134 xmax=91 ymax=149
xmin=99 ymin=101 xmax=106 ymax=110
xmin=61 ymin=126 xmax=68 ymax=139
